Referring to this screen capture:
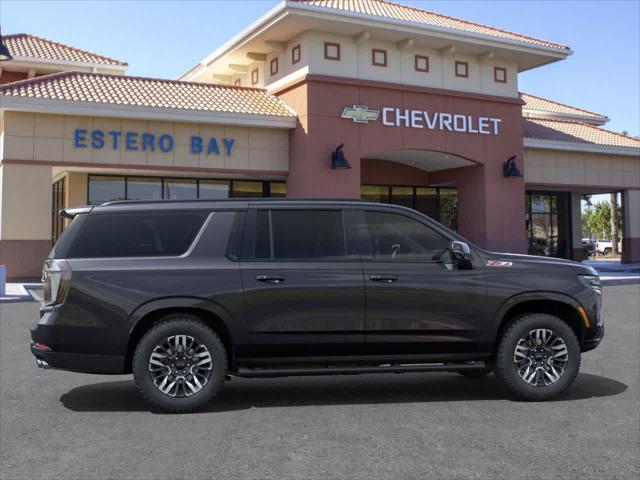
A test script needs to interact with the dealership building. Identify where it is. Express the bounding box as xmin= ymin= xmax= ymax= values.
xmin=1 ymin=0 xmax=639 ymax=278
